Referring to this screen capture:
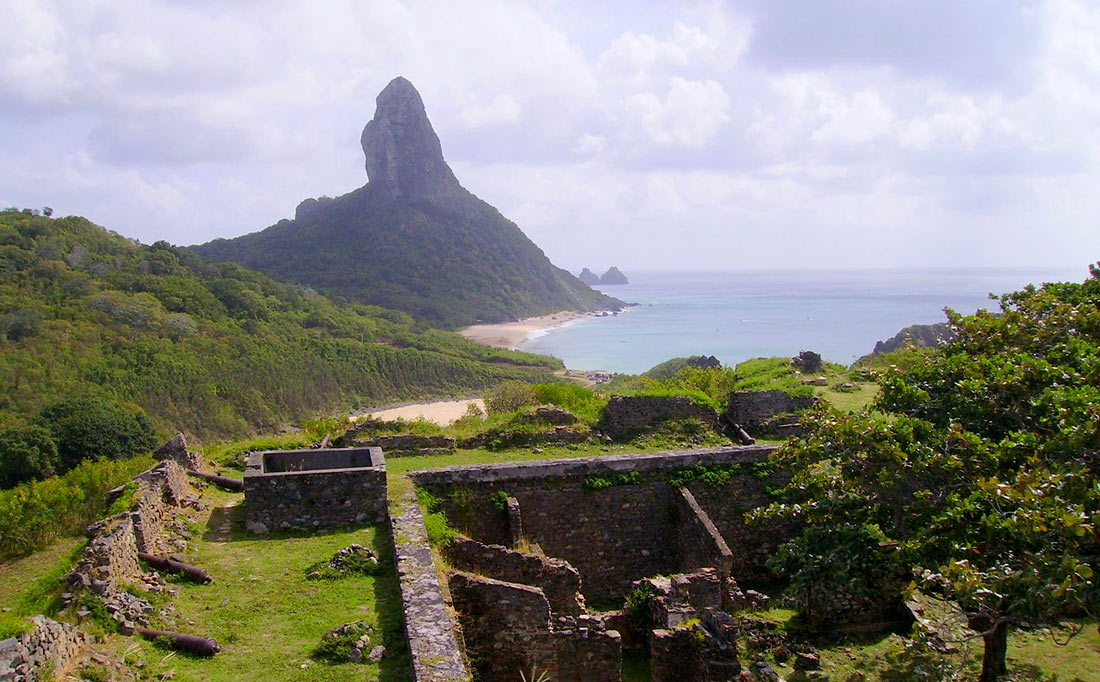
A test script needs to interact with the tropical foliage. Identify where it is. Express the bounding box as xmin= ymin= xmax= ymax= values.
xmin=0 ymin=209 xmax=560 ymax=440
xmin=760 ymin=264 xmax=1100 ymax=681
